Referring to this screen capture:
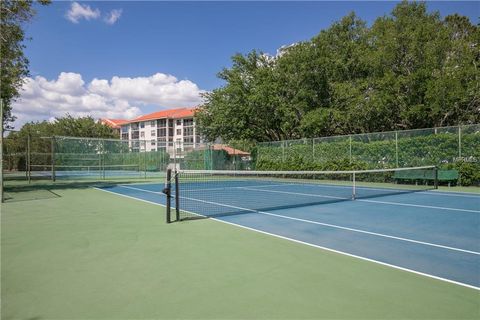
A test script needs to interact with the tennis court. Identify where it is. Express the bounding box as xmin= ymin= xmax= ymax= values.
xmin=99 ymin=167 xmax=480 ymax=290
xmin=2 ymin=169 xmax=479 ymax=319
